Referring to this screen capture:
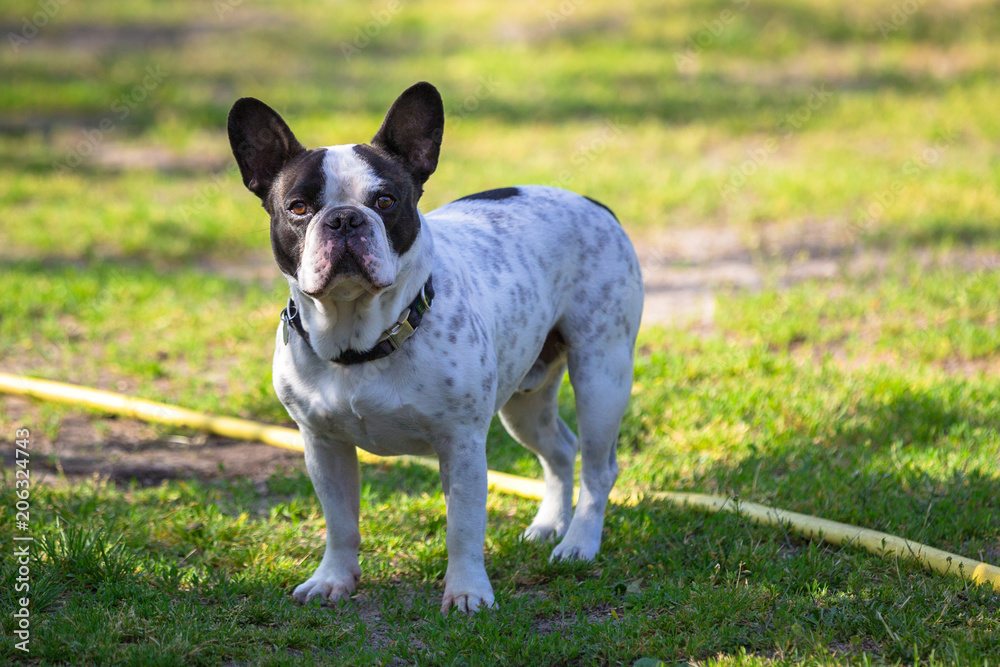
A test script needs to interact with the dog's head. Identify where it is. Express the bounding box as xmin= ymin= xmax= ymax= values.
xmin=228 ymin=82 xmax=443 ymax=300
